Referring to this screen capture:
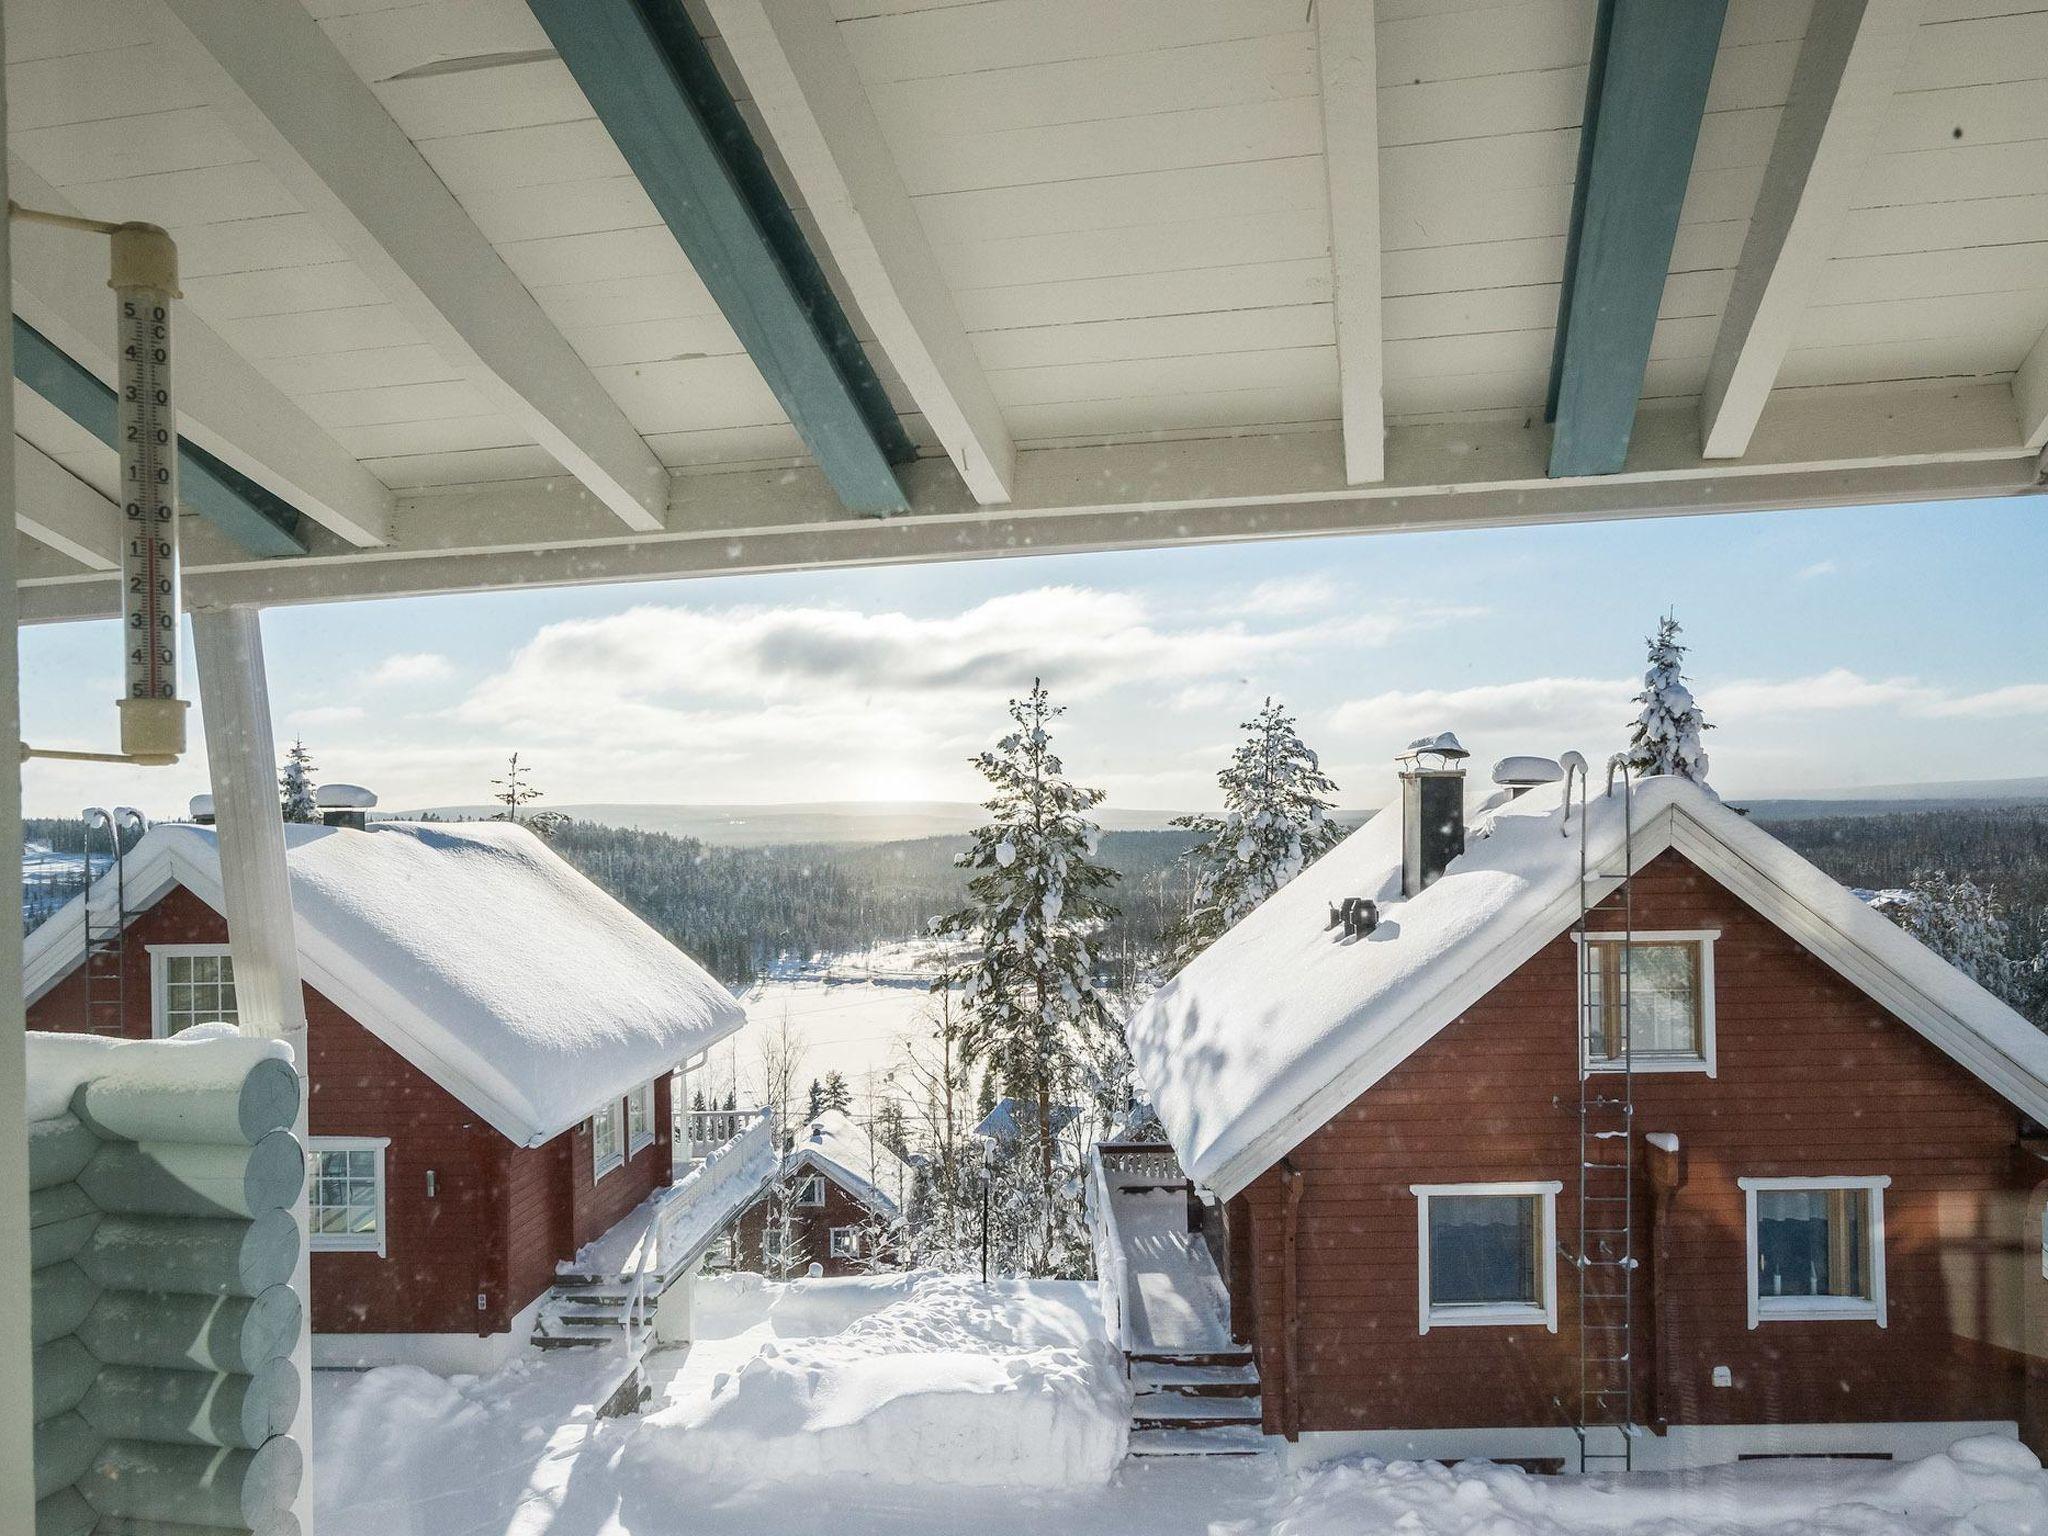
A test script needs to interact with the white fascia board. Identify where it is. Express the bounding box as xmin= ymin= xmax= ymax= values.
xmin=2018 ymin=326 xmax=2048 ymax=452
xmin=7 ymin=158 xmax=393 ymax=549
